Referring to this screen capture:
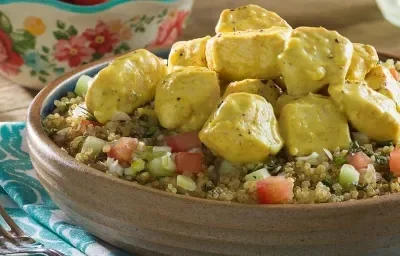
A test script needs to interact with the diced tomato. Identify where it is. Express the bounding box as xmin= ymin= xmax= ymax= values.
xmin=390 ymin=67 xmax=399 ymax=81
xmin=79 ymin=120 xmax=101 ymax=133
xmin=166 ymin=131 xmax=202 ymax=152
xmin=389 ymin=149 xmax=400 ymax=176
xmin=107 ymin=137 xmax=138 ymax=164
xmin=256 ymin=176 xmax=294 ymax=204
xmin=175 ymin=152 xmax=203 ymax=174
xmin=347 ymin=152 xmax=371 ymax=170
